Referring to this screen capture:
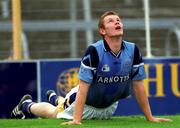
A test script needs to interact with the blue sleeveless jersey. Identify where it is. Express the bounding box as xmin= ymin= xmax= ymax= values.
xmin=78 ymin=40 xmax=146 ymax=108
